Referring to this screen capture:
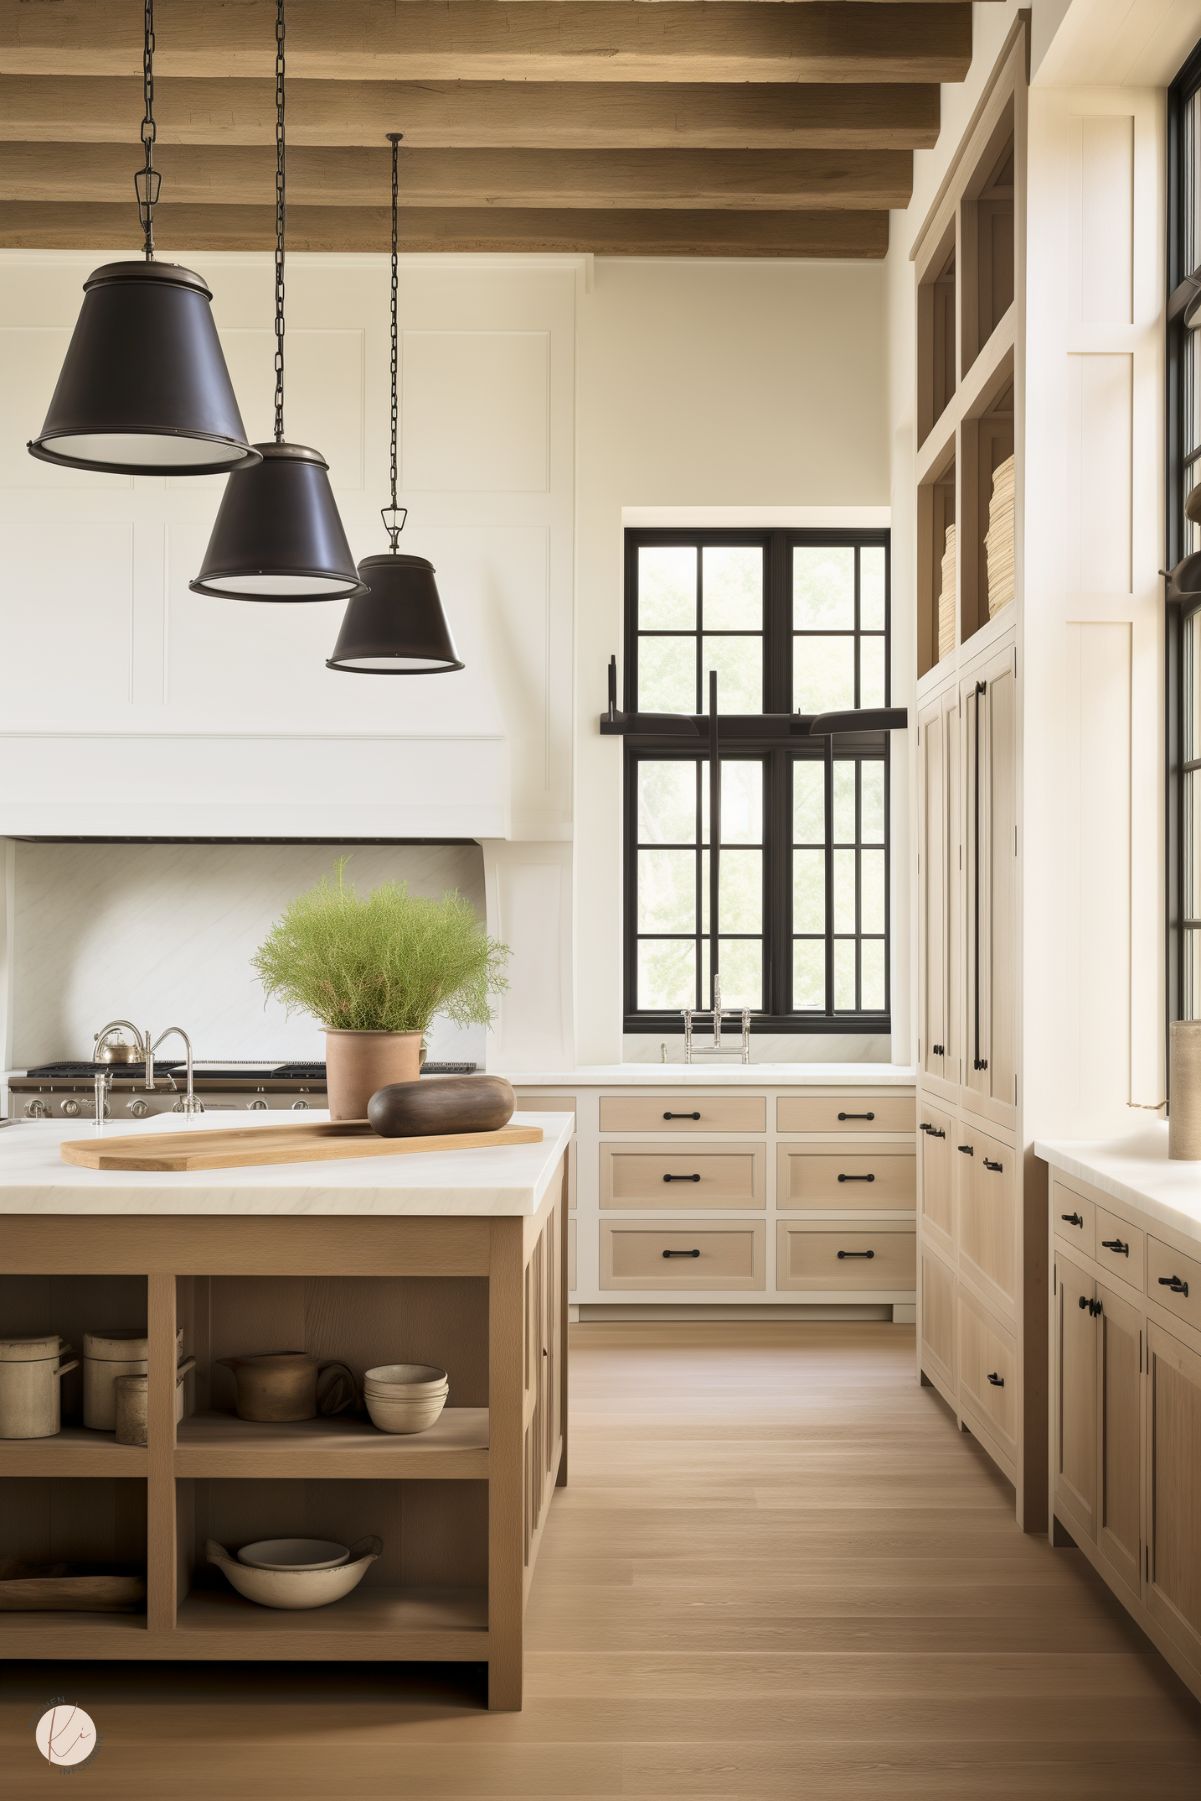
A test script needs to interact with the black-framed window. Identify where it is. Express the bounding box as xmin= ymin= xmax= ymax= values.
xmin=1168 ymin=42 xmax=1201 ymax=1025
xmin=623 ymin=528 xmax=891 ymax=1034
